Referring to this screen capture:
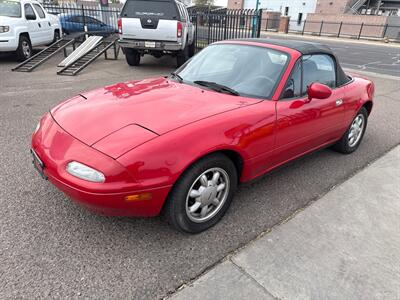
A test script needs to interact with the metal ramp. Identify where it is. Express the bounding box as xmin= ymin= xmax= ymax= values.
xmin=58 ymin=35 xmax=103 ymax=67
xmin=57 ymin=38 xmax=119 ymax=76
xmin=12 ymin=38 xmax=76 ymax=72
